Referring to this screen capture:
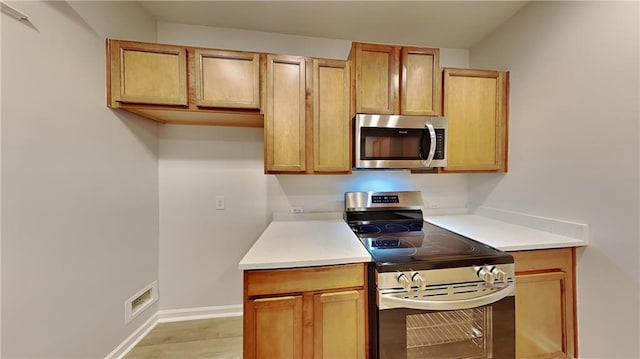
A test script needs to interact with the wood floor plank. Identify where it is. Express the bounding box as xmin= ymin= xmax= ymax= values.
xmin=125 ymin=316 xmax=243 ymax=359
